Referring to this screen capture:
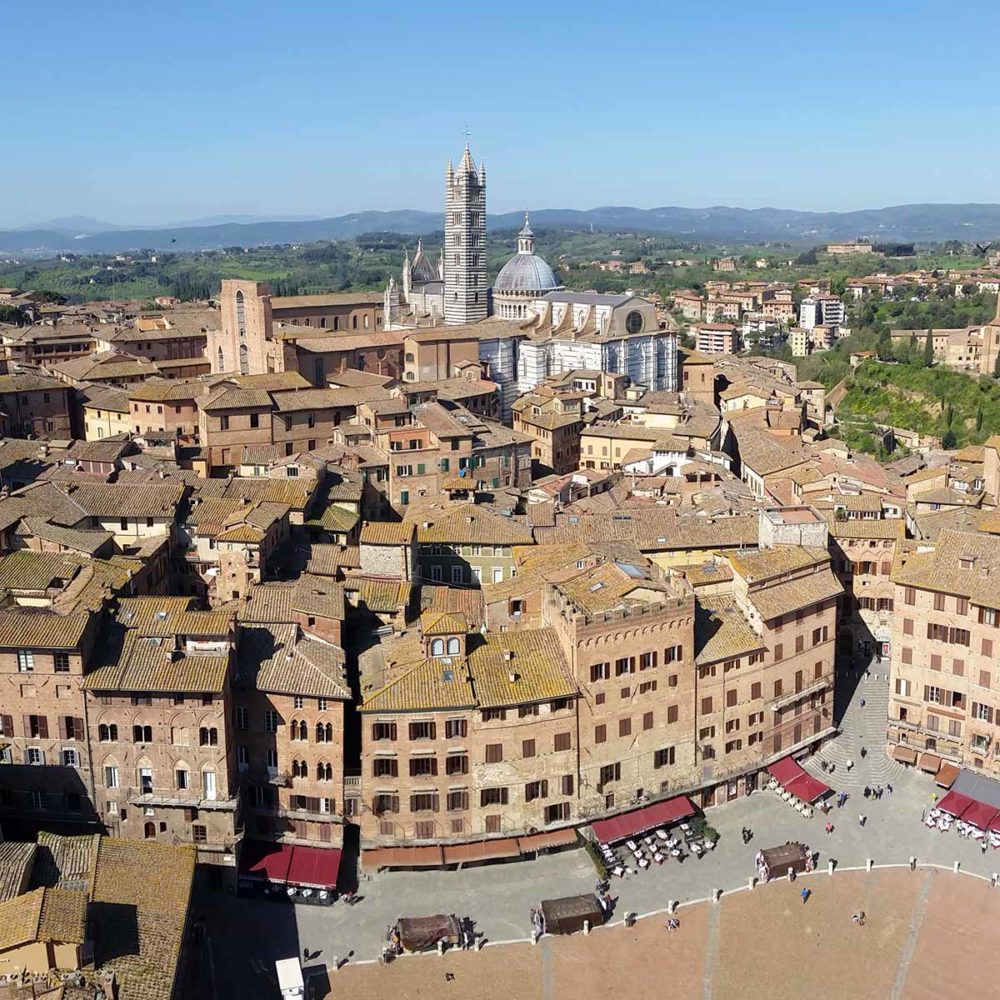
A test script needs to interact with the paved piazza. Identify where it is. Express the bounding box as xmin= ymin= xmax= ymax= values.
xmin=197 ymin=674 xmax=1000 ymax=998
